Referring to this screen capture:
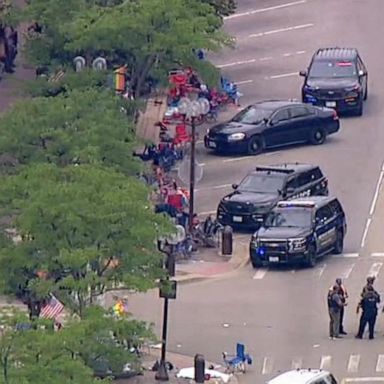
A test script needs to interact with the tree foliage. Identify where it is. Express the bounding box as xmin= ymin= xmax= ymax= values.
xmin=201 ymin=0 xmax=237 ymax=17
xmin=0 ymin=88 xmax=142 ymax=176
xmin=0 ymin=163 xmax=169 ymax=317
